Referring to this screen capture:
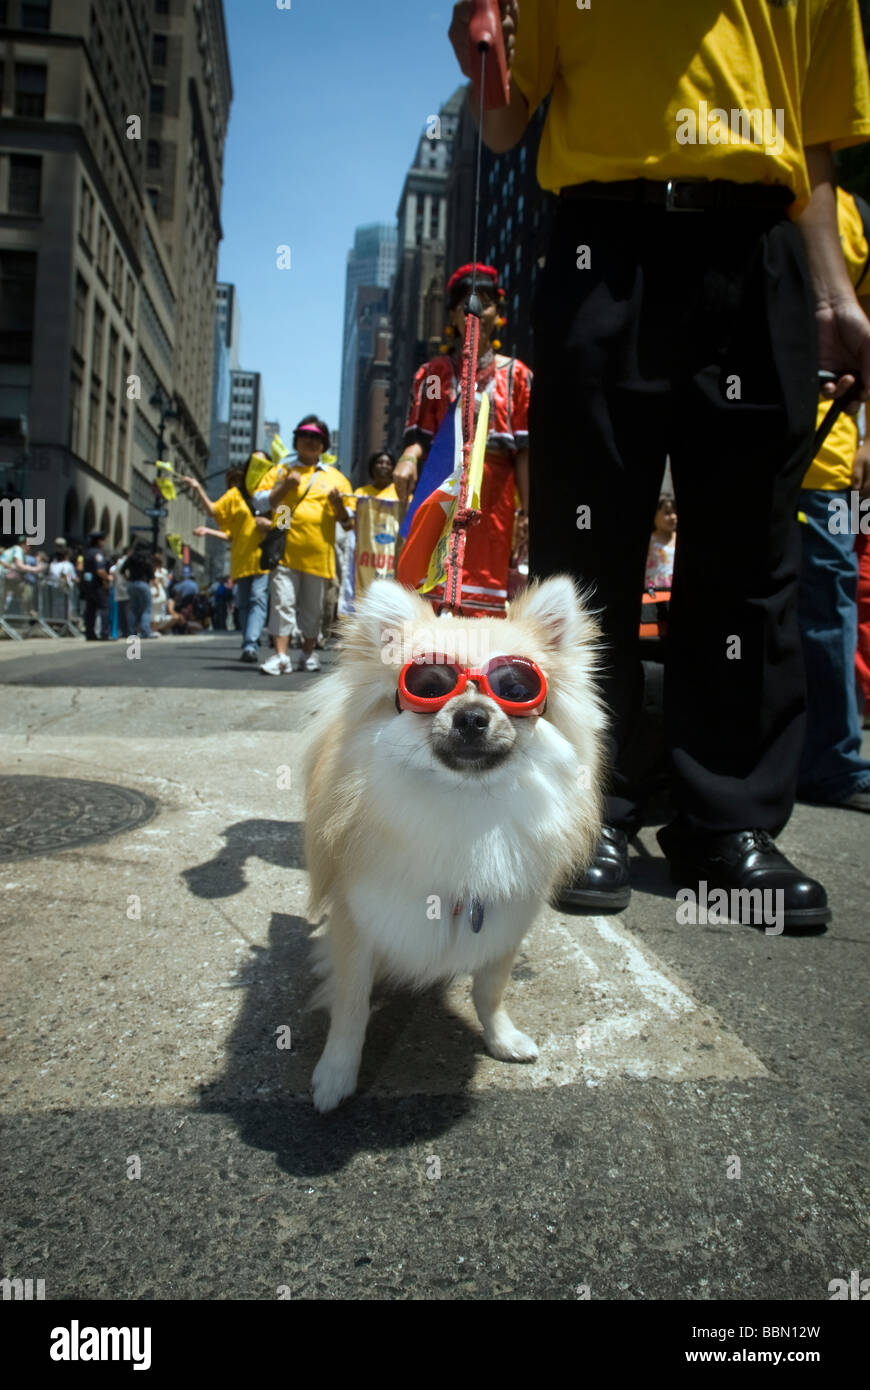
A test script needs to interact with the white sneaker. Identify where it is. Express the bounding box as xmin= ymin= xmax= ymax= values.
xmin=303 ymin=653 xmax=321 ymax=672
xmin=260 ymin=653 xmax=290 ymax=675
